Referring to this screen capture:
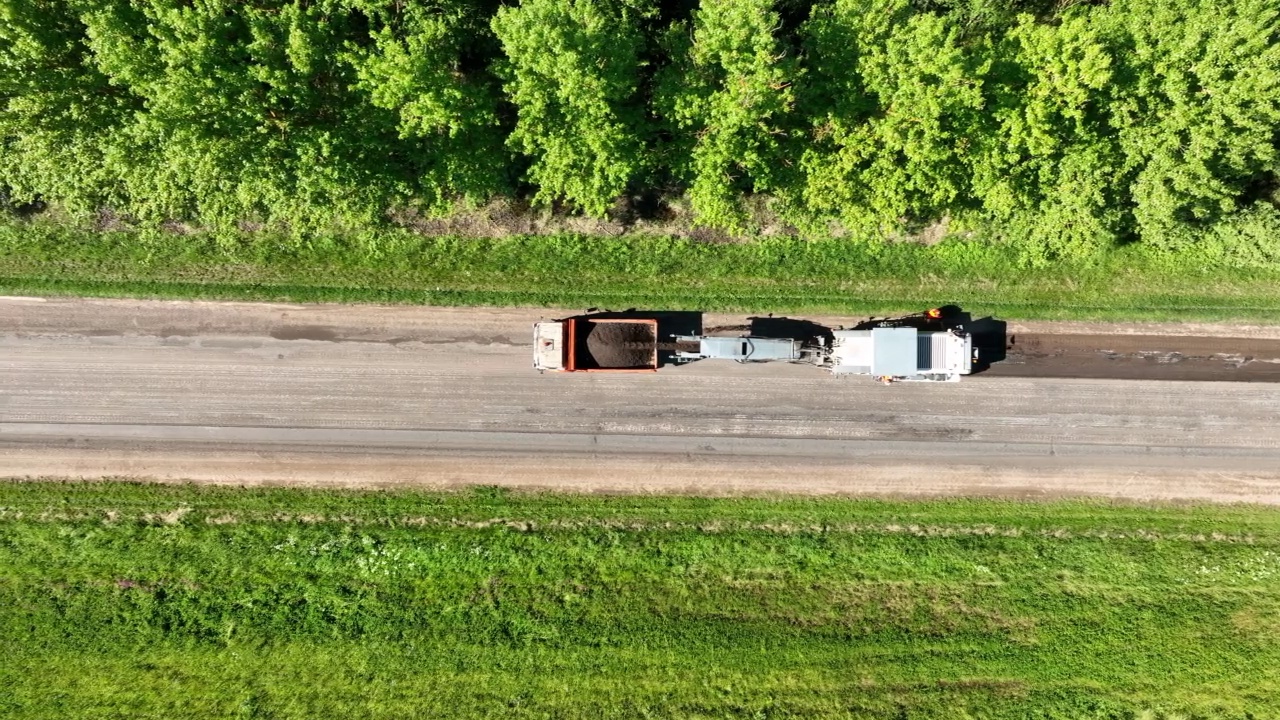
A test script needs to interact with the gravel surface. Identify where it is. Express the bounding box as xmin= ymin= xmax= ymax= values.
xmin=3 ymin=297 xmax=1280 ymax=502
